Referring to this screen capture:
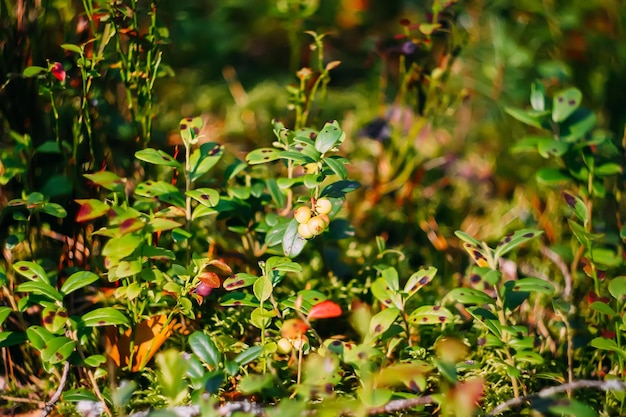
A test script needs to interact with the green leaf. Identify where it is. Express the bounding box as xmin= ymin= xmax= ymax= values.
xmin=172 ymin=228 xmax=192 ymax=242
xmin=404 ymin=266 xmax=437 ymax=299
xmin=189 ymin=142 xmax=224 ymax=182
xmin=39 ymin=202 xmax=67 ymax=218
xmin=379 ymin=267 xmax=399 ymax=291
xmin=84 ymin=355 xmax=106 ymax=367
xmin=536 ymin=167 xmax=570 ymax=184
xmin=26 ymin=325 xmax=54 ymax=350
xmin=192 ymin=205 xmax=218 ymax=220
xmin=510 ymin=277 xmax=555 ymax=295
xmin=315 ymin=120 xmax=344 ymax=154
xmin=115 ymin=260 xmax=142 ymax=278
xmin=147 ymin=218 xmax=183 ymax=233
xmin=279 ymin=150 xmax=314 ymax=164
xmin=494 ymin=229 xmax=543 ymax=259
xmin=371 ymin=277 xmax=403 ymax=310
xmin=220 ymin=292 xmax=260 ymax=307
xmin=223 ymin=273 xmax=258 ymax=291
xmin=17 ymin=281 xmax=63 ymax=302
xmin=595 ymin=163 xmax=622 ymax=176
xmin=590 ymin=337 xmax=626 ymax=359
xmin=563 ymin=192 xmax=588 ymax=224
xmin=548 ymin=399 xmax=597 ymax=417
xmin=234 ymin=345 xmax=264 ymax=365
xmin=13 ymin=261 xmax=49 ymax=284
xmin=609 ymin=276 xmax=626 ymax=303
xmin=41 ymin=336 xmax=75 ymax=364
xmin=552 ymin=88 xmax=582 ymax=122
xmin=367 ymin=308 xmax=400 ymax=340
xmin=135 ymin=181 xmax=185 ymax=207
xmin=23 ymin=66 xmax=47 ymax=77
xmin=568 ymin=219 xmax=600 ymax=248
xmin=62 ymin=389 xmax=99 ymax=403
xmin=590 ymin=301 xmax=616 ymax=317
xmin=61 ymin=271 xmax=99 ymax=295
xmin=359 ymin=388 xmax=393 ymax=408
xmin=81 ymin=307 xmax=129 ymax=327
xmin=408 ymin=305 xmax=453 ymax=325
xmin=530 ymin=81 xmax=546 ymax=111
xmin=135 ymin=148 xmax=181 ymax=168
xmin=266 ymin=178 xmax=286 ymax=208
xmin=76 ymin=199 xmax=110 ymax=222
xmin=282 ymin=218 xmax=307 ymax=258
xmin=239 ymin=374 xmax=275 ymax=395
xmin=179 ymin=116 xmax=204 ymax=144
xmin=0 ymin=307 xmax=12 ymax=325
xmin=0 ymin=331 xmax=28 ymax=348
xmin=446 ymin=288 xmax=494 ymax=305
xmin=35 ymin=141 xmax=61 ymax=154
xmin=537 ymin=138 xmax=569 ymax=158
xmin=320 ymin=180 xmax=360 ymax=198
xmin=323 ymin=156 xmax=348 ymax=179
xmin=514 ymin=351 xmax=544 ymax=365
xmin=186 ymin=188 xmax=219 ymax=207
xmin=246 ymin=148 xmax=282 ymax=165
xmin=61 ymin=43 xmax=83 ymax=54
xmin=253 ymin=276 xmax=273 ymax=303
xmin=504 ymin=107 xmax=548 ymax=128
xmin=265 ymin=256 xmax=302 ymax=273
xmin=454 ymin=230 xmax=482 ymax=246
xmin=189 ymin=331 xmax=221 ymax=368
xmin=102 ymin=233 xmax=143 ymax=259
